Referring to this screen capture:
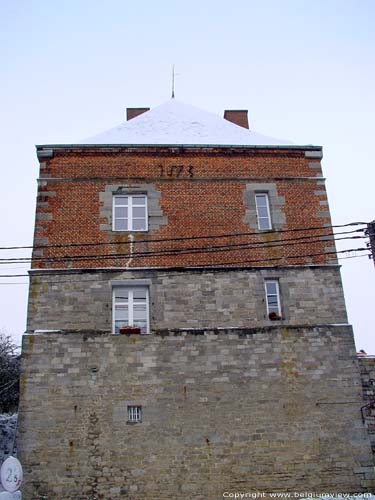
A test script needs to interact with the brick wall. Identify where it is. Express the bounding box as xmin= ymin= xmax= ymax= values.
xmin=33 ymin=147 xmax=334 ymax=269
xmin=18 ymin=326 xmax=374 ymax=499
